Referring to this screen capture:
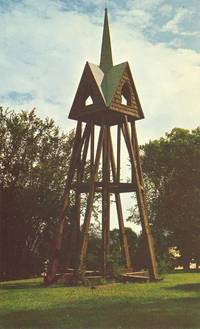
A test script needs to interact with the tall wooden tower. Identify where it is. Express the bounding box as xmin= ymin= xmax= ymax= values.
xmin=46 ymin=8 xmax=159 ymax=283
